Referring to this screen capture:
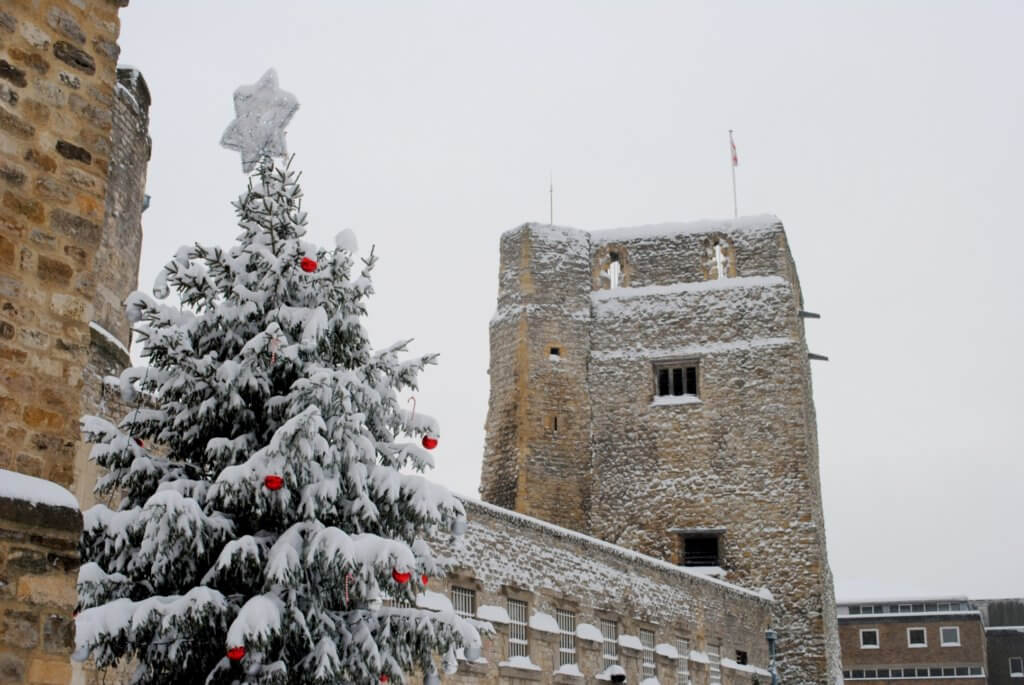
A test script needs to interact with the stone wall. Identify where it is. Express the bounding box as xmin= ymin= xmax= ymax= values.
xmin=433 ymin=498 xmax=775 ymax=685
xmin=72 ymin=65 xmax=149 ymax=510
xmin=479 ymin=217 xmax=841 ymax=684
xmin=0 ymin=484 xmax=82 ymax=684
xmin=0 ymin=0 xmax=130 ymax=489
